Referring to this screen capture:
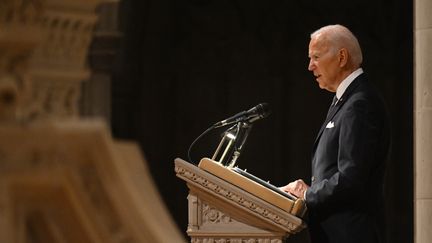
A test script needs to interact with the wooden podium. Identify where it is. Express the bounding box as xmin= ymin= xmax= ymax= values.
xmin=175 ymin=158 xmax=306 ymax=243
